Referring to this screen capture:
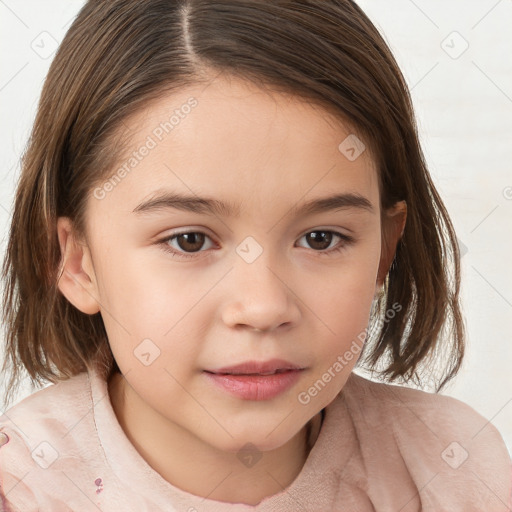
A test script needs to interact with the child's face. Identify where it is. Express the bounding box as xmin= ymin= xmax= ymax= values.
xmin=58 ymin=74 xmax=404 ymax=454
